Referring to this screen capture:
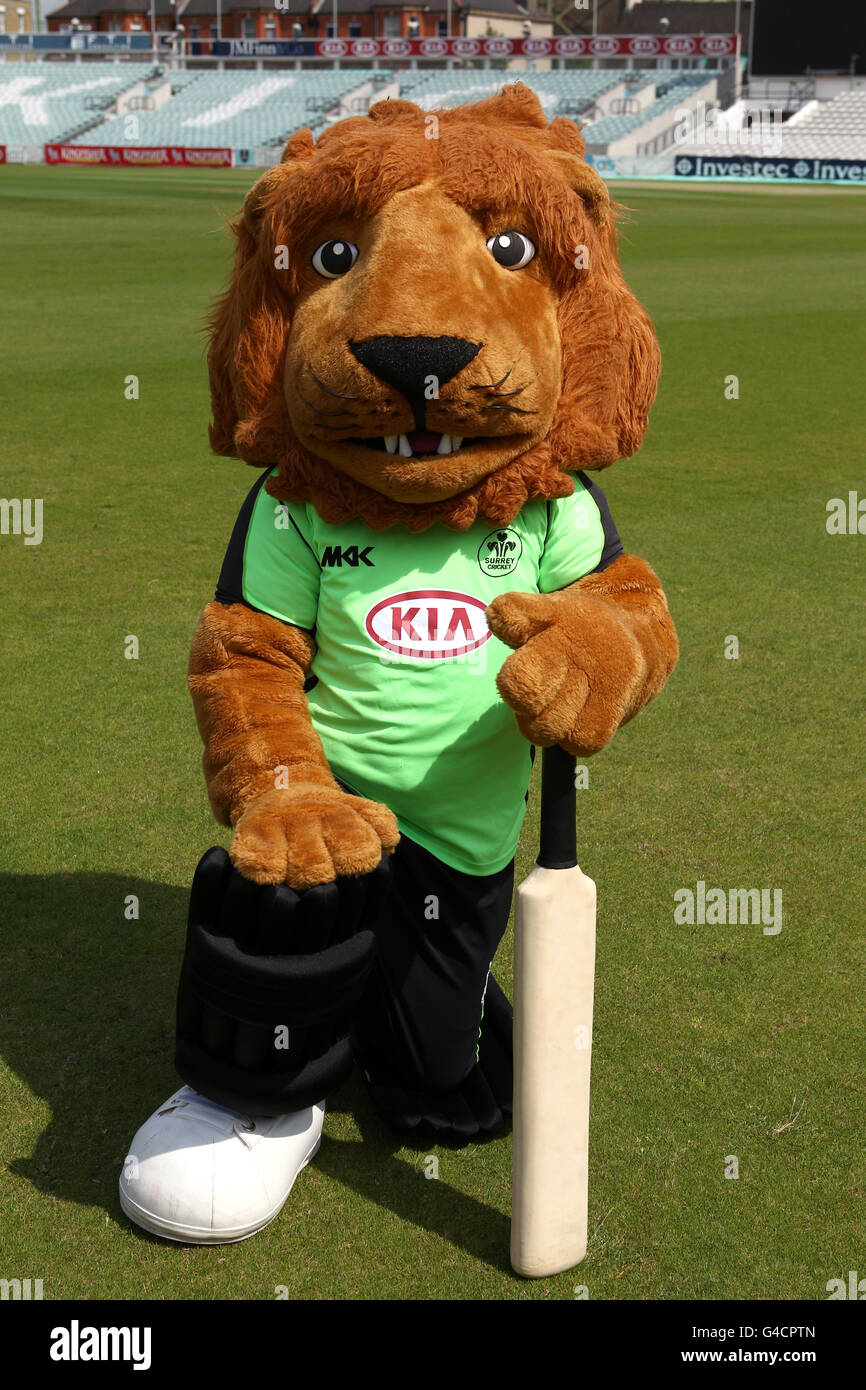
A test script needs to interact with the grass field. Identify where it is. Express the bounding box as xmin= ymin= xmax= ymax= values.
xmin=1 ymin=166 xmax=864 ymax=1302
